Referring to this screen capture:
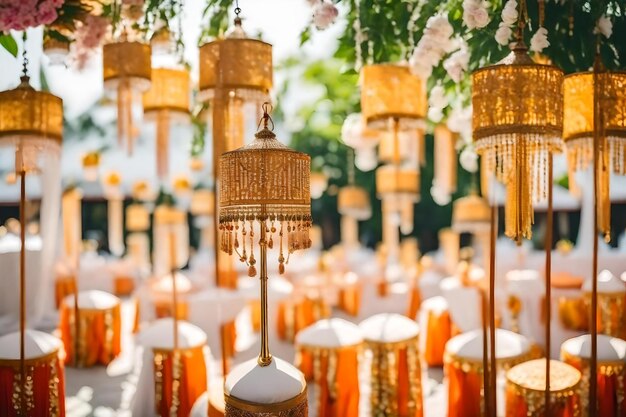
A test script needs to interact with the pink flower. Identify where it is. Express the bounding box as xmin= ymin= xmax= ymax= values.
xmin=0 ymin=0 xmax=65 ymax=32
xmin=312 ymin=1 xmax=338 ymax=30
